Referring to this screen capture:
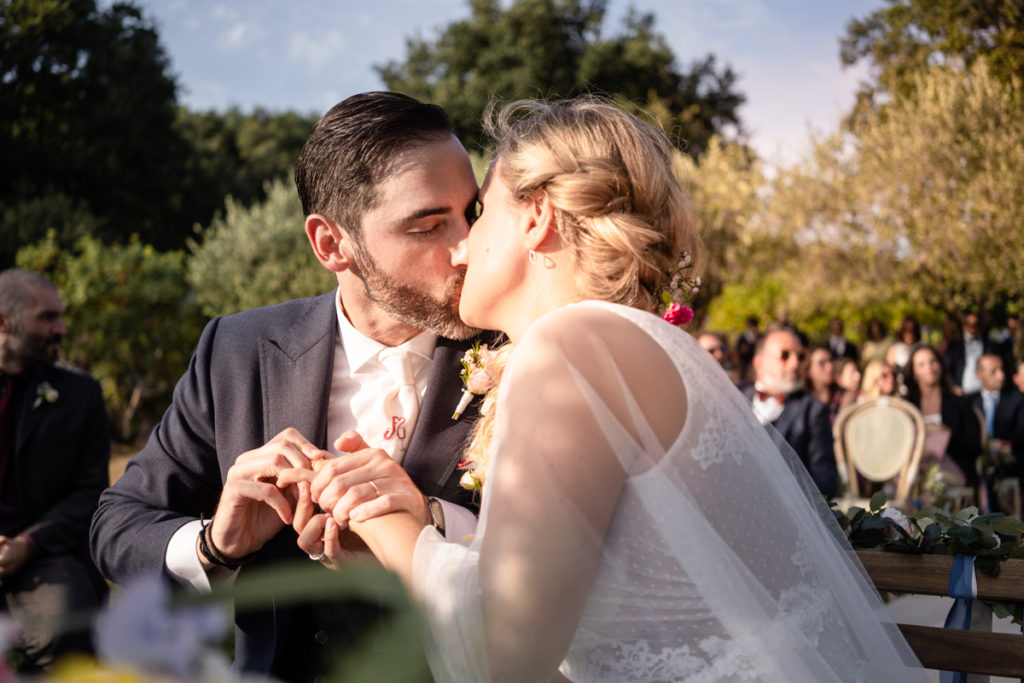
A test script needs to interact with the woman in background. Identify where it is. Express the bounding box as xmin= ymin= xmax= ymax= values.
xmin=904 ymin=343 xmax=982 ymax=487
